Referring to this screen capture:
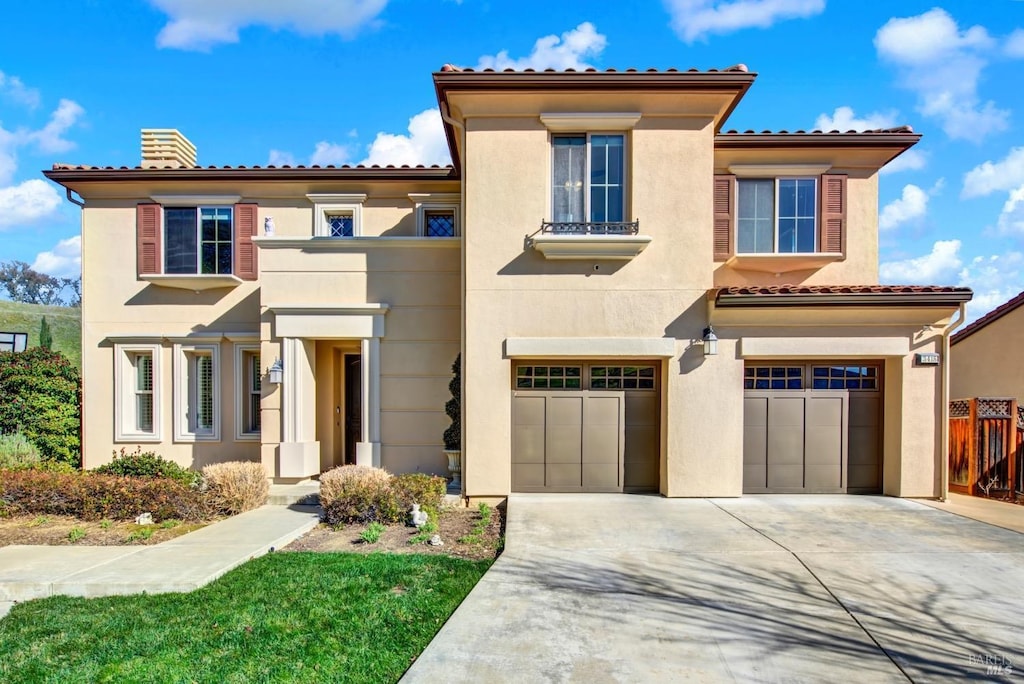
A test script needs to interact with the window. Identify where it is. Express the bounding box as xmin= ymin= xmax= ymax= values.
xmin=744 ymin=366 xmax=804 ymax=390
xmin=590 ymin=366 xmax=656 ymax=390
xmin=165 ymin=207 xmax=233 ymax=274
xmin=552 ymin=134 xmax=624 ymax=224
xmin=424 ymin=211 xmax=456 ymax=237
xmin=174 ymin=343 xmax=220 ymax=441
xmin=737 ymin=178 xmax=816 ymax=254
xmin=235 ymin=345 xmax=261 ymax=439
xmin=115 ymin=344 xmax=162 ymax=441
xmin=308 ymin=194 xmax=366 ymax=237
xmin=0 ymin=332 xmax=27 ymax=353
xmin=812 ymin=366 xmax=878 ymax=391
xmin=516 ymin=365 xmax=582 ymax=389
